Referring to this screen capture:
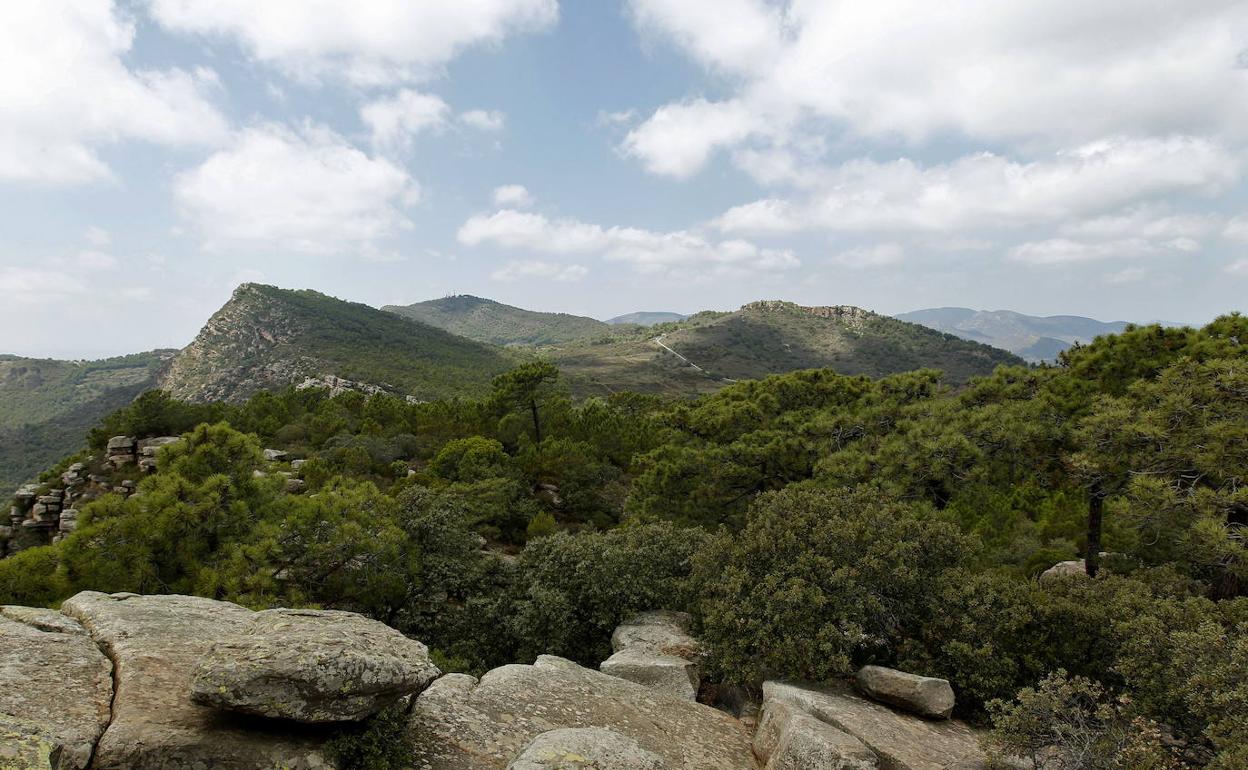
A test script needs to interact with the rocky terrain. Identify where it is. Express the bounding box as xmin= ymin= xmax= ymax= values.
xmin=0 ymin=594 xmax=1002 ymax=770
xmin=159 ymin=284 xmax=514 ymax=404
